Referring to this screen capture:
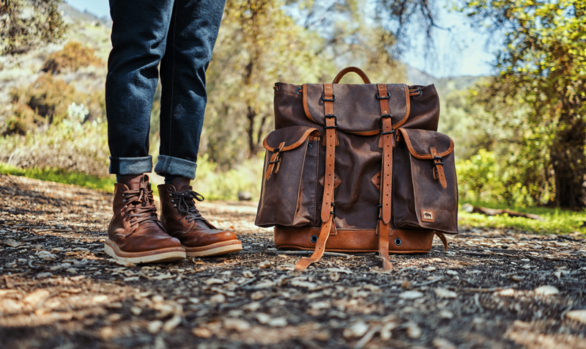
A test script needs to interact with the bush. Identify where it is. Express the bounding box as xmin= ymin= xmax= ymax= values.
xmin=41 ymin=41 xmax=103 ymax=74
